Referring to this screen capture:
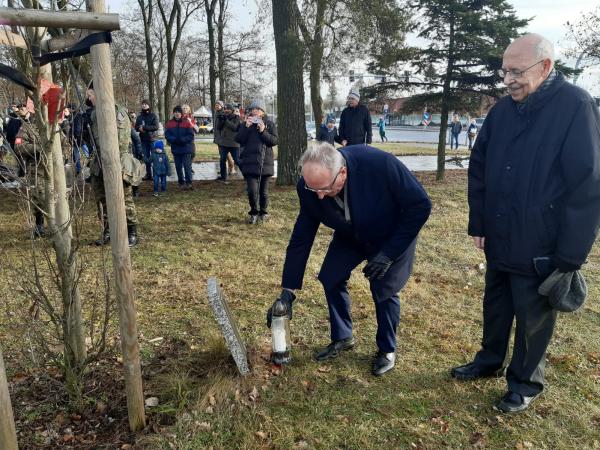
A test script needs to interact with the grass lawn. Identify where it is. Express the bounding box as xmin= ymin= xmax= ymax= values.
xmin=0 ymin=171 xmax=598 ymax=449
xmin=189 ymin=140 xmax=468 ymax=162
